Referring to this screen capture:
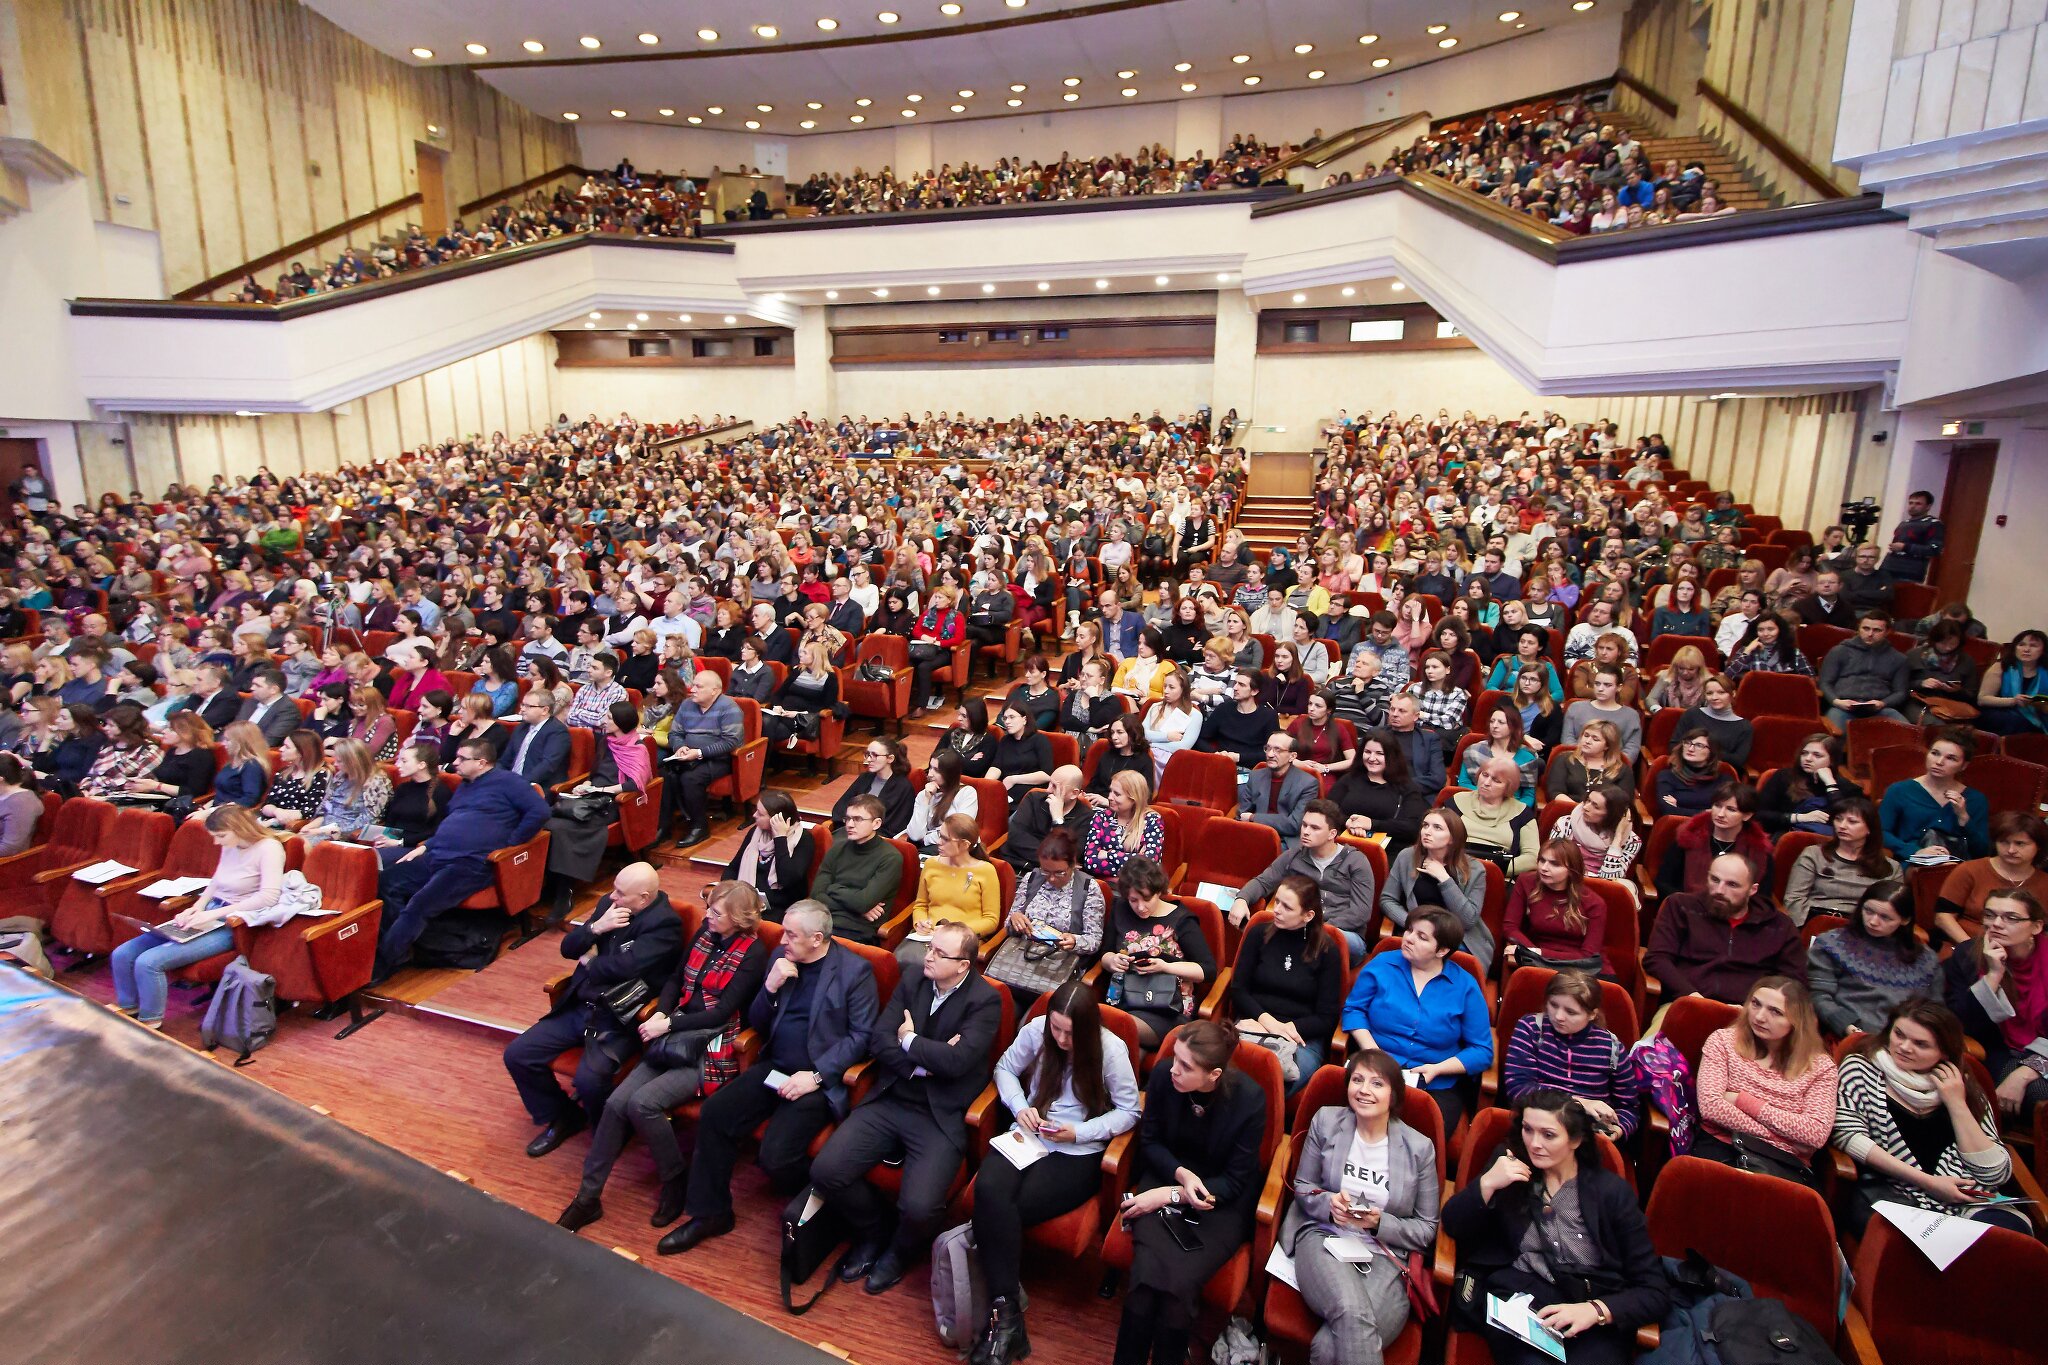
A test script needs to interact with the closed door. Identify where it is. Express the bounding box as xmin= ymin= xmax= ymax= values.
xmin=415 ymin=143 xmax=449 ymax=232
xmin=0 ymin=439 xmax=41 ymax=517
xmin=1933 ymin=441 xmax=1997 ymax=605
